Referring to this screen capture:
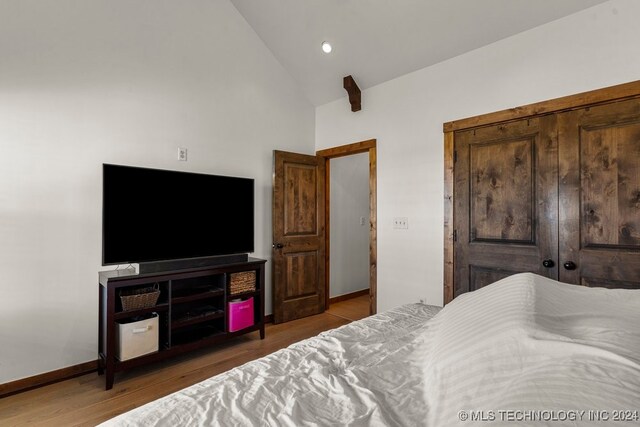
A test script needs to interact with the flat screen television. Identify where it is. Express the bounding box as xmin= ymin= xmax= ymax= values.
xmin=102 ymin=164 xmax=254 ymax=268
